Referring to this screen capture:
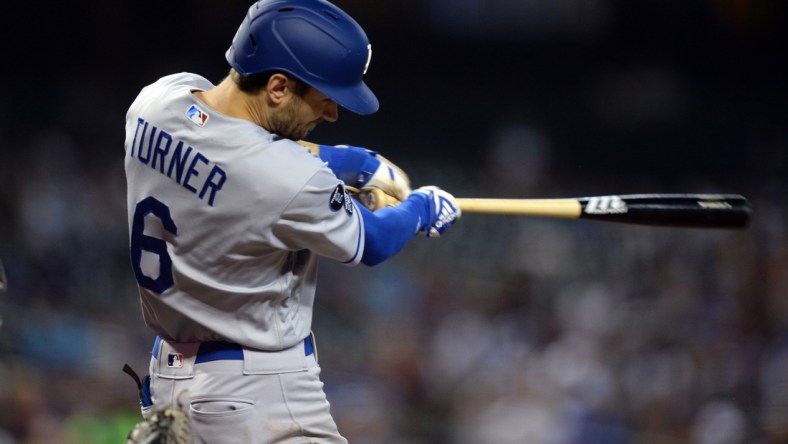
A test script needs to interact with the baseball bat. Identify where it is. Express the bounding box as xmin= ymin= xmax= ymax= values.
xmin=457 ymin=194 xmax=751 ymax=228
